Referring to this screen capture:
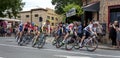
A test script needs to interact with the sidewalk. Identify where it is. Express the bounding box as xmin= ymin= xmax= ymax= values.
xmin=98 ymin=44 xmax=120 ymax=50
